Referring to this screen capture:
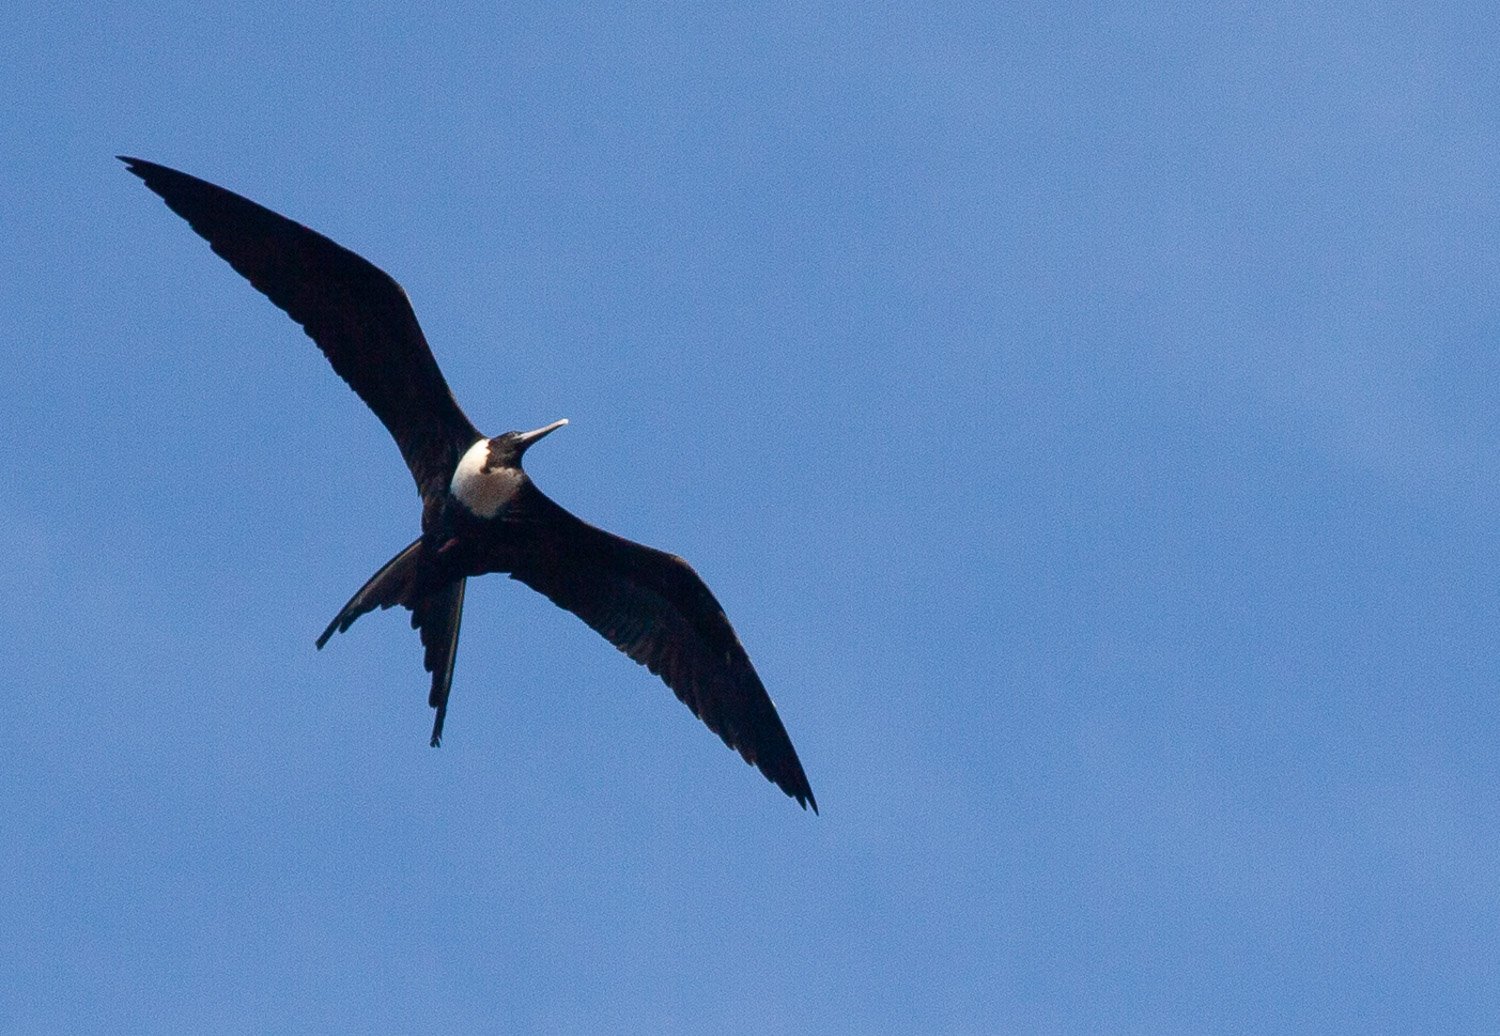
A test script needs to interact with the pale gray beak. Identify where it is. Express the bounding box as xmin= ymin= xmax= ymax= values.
xmin=515 ymin=418 xmax=569 ymax=452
